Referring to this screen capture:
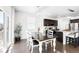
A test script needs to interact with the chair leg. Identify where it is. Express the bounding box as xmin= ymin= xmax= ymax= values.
xmin=74 ymin=38 xmax=78 ymax=47
xmin=53 ymin=38 xmax=56 ymax=52
xmin=76 ymin=38 xmax=78 ymax=47
xmin=66 ymin=36 xmax=69 ymax=45
xmin=45 ymin=43 xmax=47 ymax=50
xmin=69 ymin=37 xmax=71 ymax=45
xmin=28 ymin=41 xmax=31 ymax=50
xmin=51 ymin=41 xmax=53 ymax=47
xmin=31 ymin=46 xmax=33 ymax=53
xmin=39 ymin=42 xmax=42 ymax=53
